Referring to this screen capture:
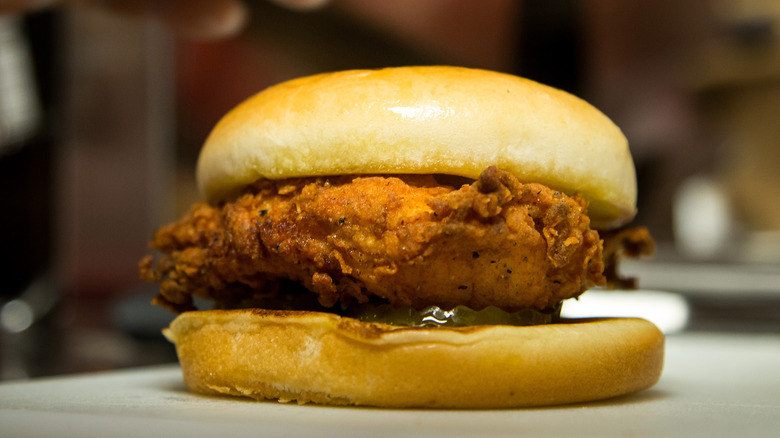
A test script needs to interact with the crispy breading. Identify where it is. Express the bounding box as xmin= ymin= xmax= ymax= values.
xmin=600 ymin=226 xmax=655 ymax=289
xmin=140 ymin=167 xmax=606 ymax=313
